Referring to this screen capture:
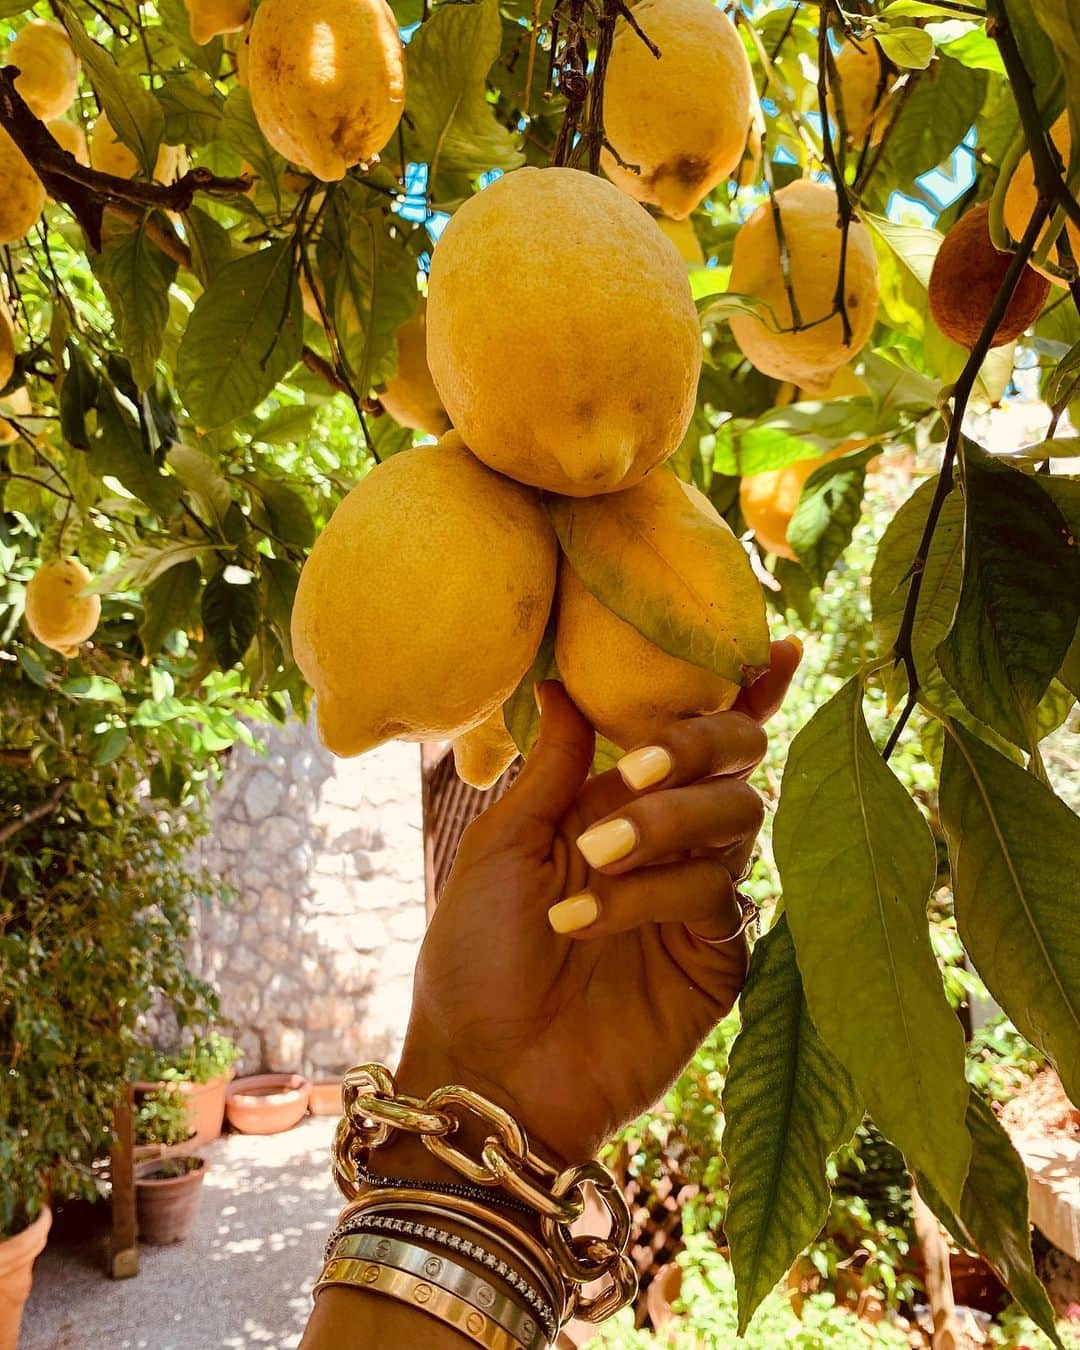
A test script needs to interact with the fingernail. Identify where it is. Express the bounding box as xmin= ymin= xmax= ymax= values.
xmin=577 ymin=817 xmax=637 ymax=868
xmin=547 ymin=892 xmax=599 ymax=934
xmin=617 ymin=745 xmax=672 ymax=792
xmin=787 ymin=634 xmax=804 ymax=665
